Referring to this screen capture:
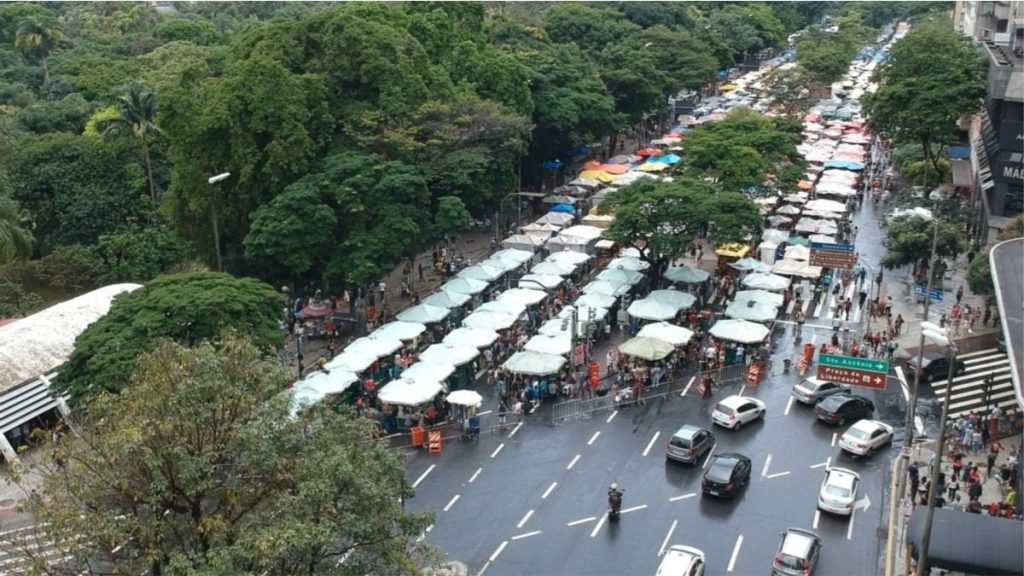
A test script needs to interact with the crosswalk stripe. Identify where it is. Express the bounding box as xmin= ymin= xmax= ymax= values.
xmin=926 ymin=351 xmax=1018 ymax=417
xmin=955 ymin=348 xmax=1001 ymax=360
